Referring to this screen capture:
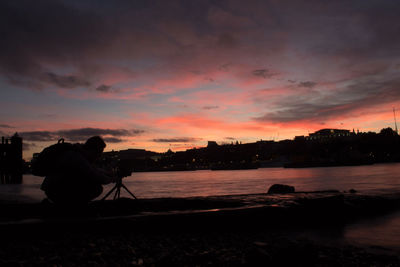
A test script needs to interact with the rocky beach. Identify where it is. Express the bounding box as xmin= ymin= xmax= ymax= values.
xmin=1 ymin=190 xmax=400 ymax=266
